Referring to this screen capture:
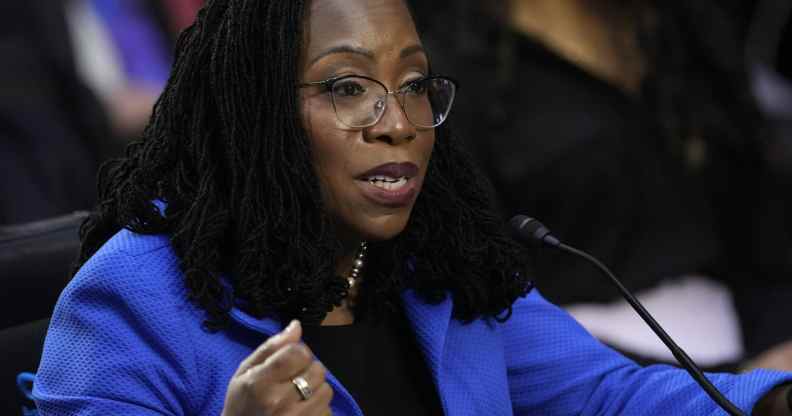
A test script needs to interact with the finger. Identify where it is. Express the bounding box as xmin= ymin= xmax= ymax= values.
xmin=293 ymin=382 xmax=334 ymax=416
xmin=234 ymin=359 xmax=325 ymax=415
xmin=276 ymin=361 xmax=328 ymax=407
xmin=247 ymin=382 xmax=295 ymax=415
xmin=237 ymin=320 xmax=302 ymax=374
xmin=300 ymin=361 xmax=327 ymax=390
xmin=256 ymin=342 xmax=315 ymax=382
